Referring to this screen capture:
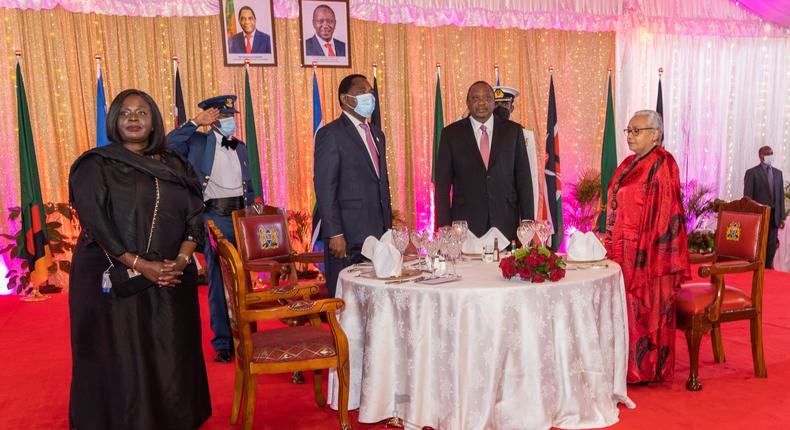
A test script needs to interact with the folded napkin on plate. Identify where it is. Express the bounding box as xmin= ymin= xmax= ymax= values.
xmin=566 ymin=231 xmax=607 ymax=261
xmin=462 ymin=227 xmax=509 ymax=254
xmin=362 ymin=235 xmax=402 ymax=278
